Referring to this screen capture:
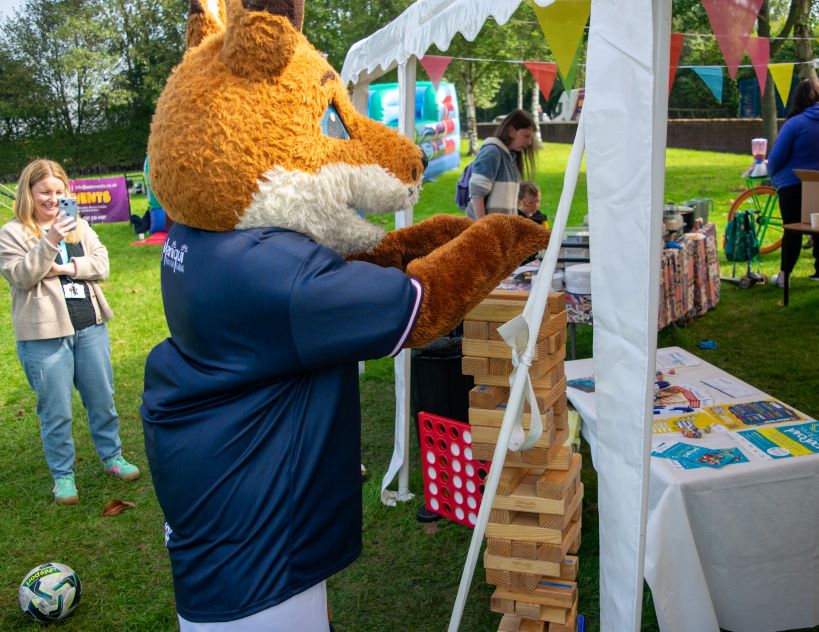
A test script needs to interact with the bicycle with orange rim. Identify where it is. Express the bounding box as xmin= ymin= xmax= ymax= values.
xmin=723 ymin=177 xmax=783 ymax=255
